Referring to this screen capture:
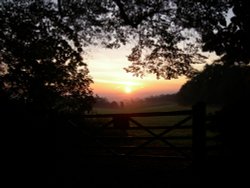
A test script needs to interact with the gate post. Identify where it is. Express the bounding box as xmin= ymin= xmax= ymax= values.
xmin=192 ymin=102 xmax=206 ymax=172
xmin=113 ymin=116 xmax=129 ymax=137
